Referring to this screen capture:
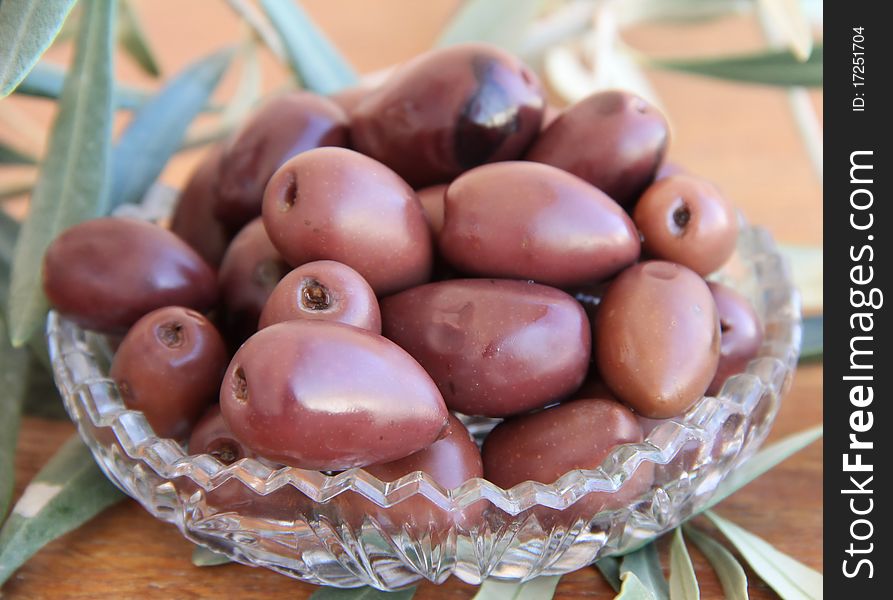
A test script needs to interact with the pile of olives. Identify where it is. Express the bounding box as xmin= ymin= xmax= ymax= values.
xmin=42 ymin=42 xmax=763 ymax=516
